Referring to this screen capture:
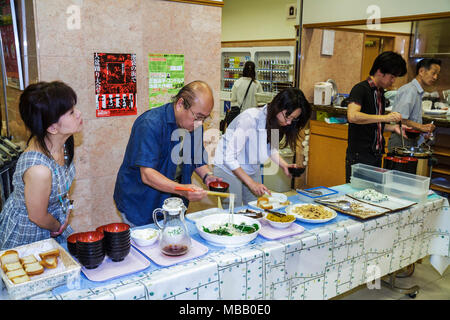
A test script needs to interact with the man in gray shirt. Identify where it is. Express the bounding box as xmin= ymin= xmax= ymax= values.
xmin=387 ymin=58 xmax=441 ymax=152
